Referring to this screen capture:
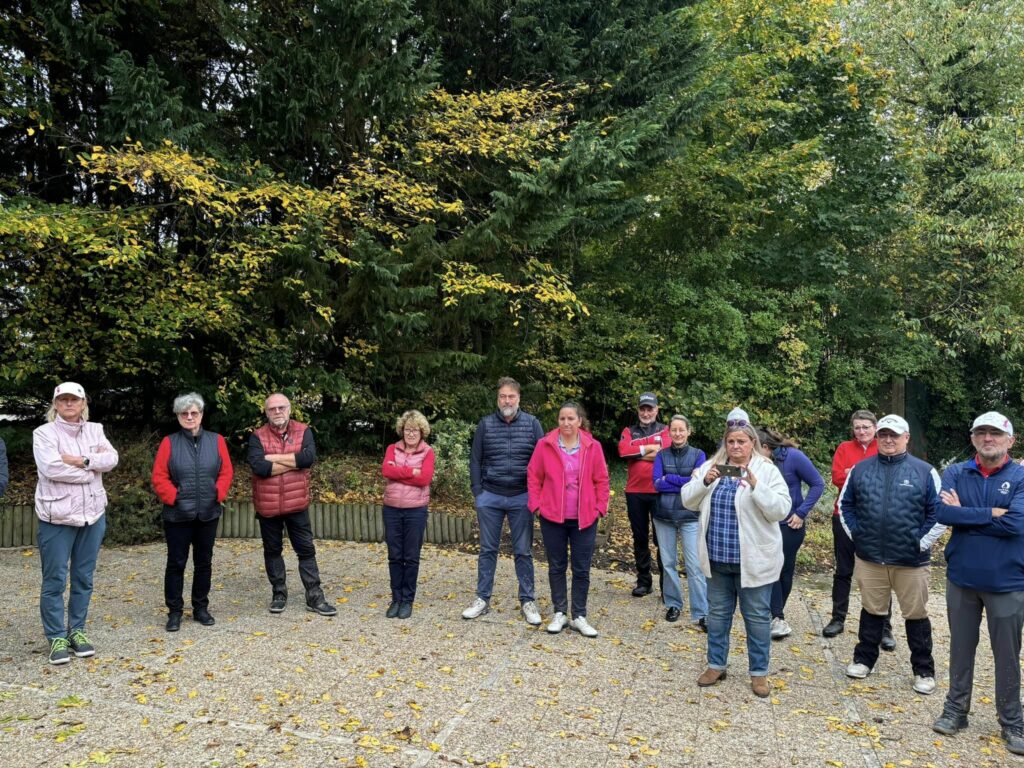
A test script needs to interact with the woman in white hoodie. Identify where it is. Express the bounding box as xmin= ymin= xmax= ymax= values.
xmin=681 ymin=422 xmax=789 ymax=698
xmin=33 ymin=382 xmax=118 ymax=665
